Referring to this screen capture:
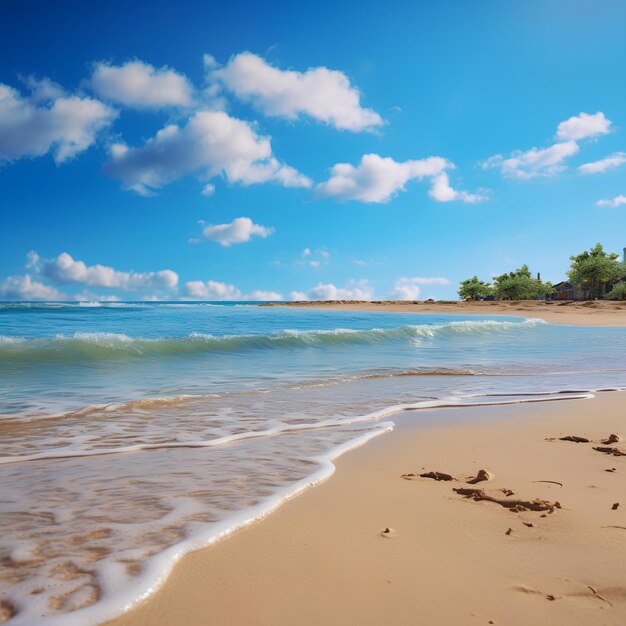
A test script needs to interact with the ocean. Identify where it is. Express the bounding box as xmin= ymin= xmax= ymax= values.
xmin=1 ymin=302 xmax=625 ymax=625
